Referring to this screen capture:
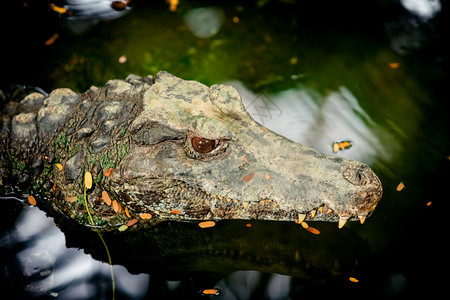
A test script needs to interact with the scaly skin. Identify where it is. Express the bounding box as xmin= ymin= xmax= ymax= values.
xmin=0 ymin=72 xmax=382 ymax=230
